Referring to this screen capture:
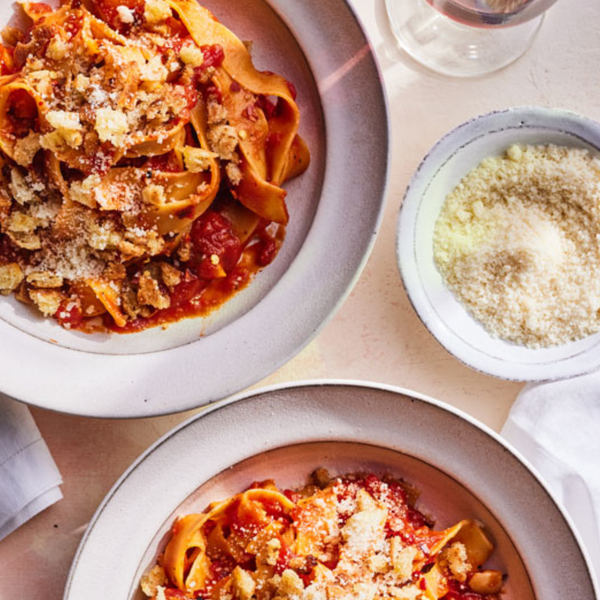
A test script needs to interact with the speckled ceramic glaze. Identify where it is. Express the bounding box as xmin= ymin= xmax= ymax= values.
xmin=63 ymin=382 xmax=597 ymax=600
xmin=397 ymin=107 xmax=600 ymax=381
xmin=0 ymin=0 xmax=388 ymax=417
